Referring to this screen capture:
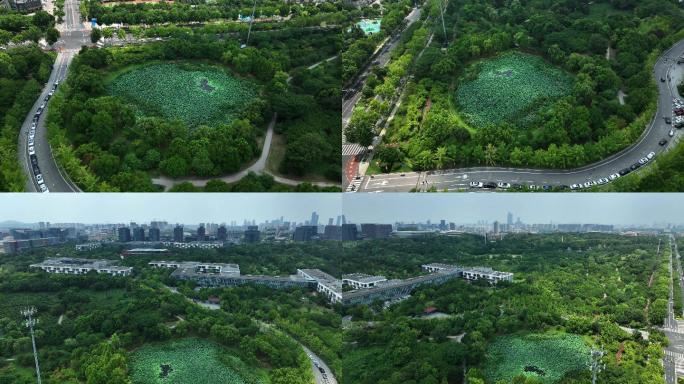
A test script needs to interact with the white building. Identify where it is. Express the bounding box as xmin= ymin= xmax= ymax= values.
xmin=149 ymin=261 xmax=240 ymax=276
xmin=342 ymin=273 xmax=387 ymax=289
xmin=297 ymin=268 xmax=342 ymax=303
xmin=161 ymin=241 xmax=224 ymax=249
xmin=30 ymin=258 xmax=132 ymax=277
xmin=76 ymin=242 xmax=102 ymax=251
xmin=461 ymin=267 xmax=513 ymax=283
